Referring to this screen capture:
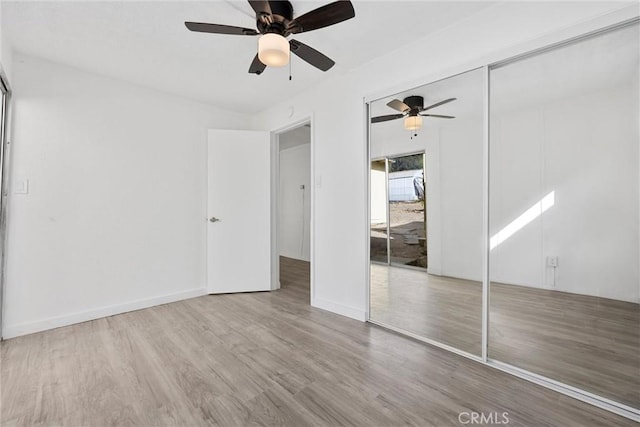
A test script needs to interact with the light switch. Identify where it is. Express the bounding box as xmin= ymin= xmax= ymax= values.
xmin=15 ymin=179 xmax=29 ymax=194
